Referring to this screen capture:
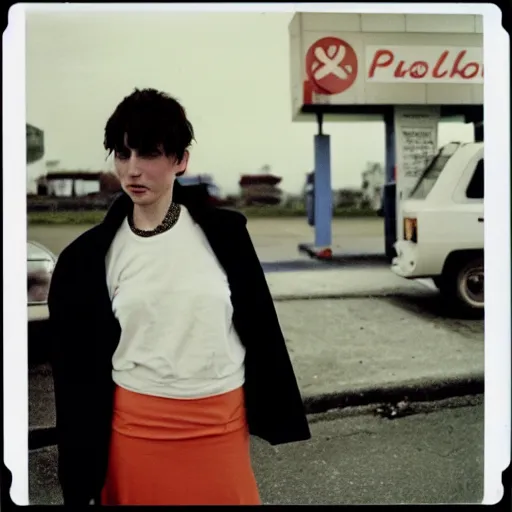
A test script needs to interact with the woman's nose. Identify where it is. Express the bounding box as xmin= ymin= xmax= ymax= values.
xmin=127 ymin=156 xmax=142 ymax=176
